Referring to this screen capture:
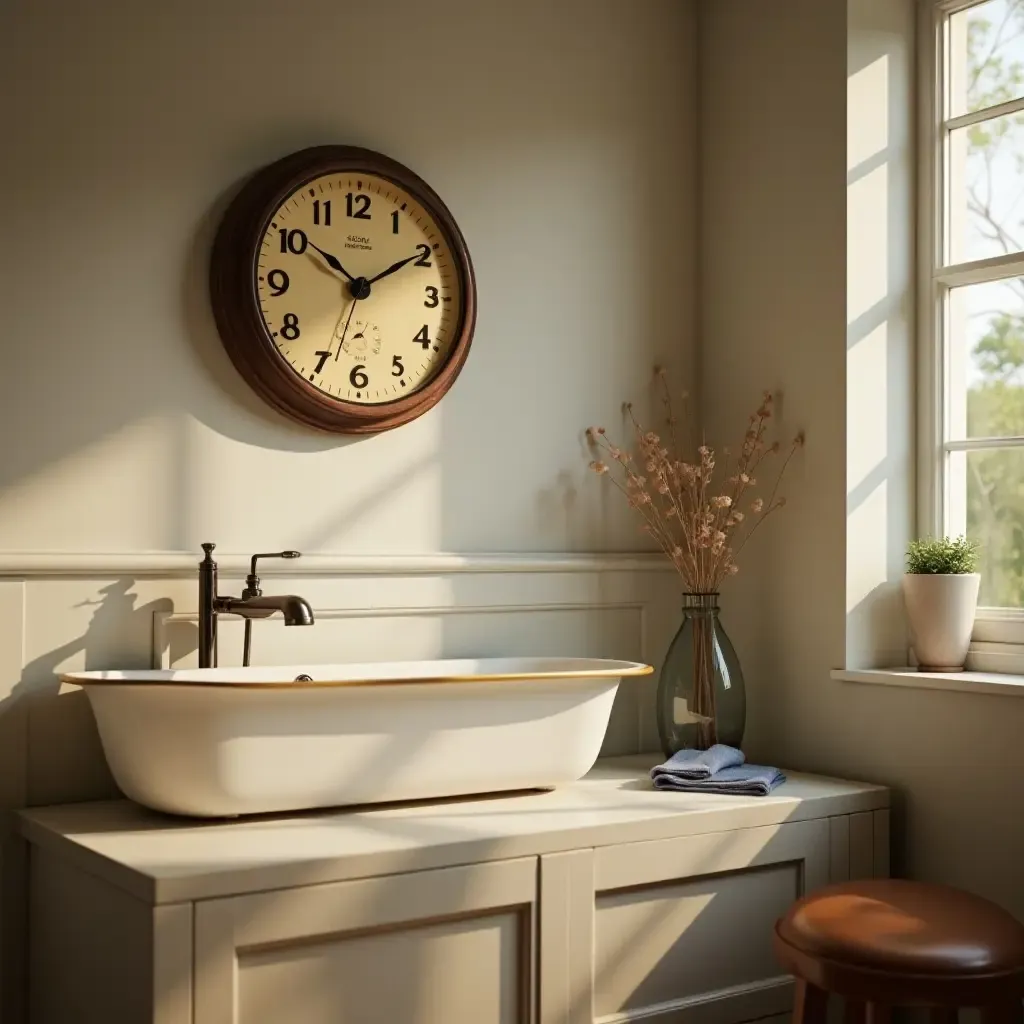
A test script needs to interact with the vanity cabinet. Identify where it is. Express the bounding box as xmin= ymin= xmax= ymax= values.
xmin=16 ymin=756 xmax=890 ymax=1024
